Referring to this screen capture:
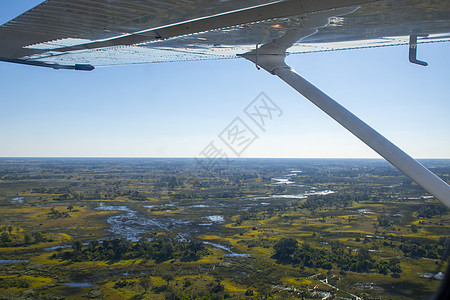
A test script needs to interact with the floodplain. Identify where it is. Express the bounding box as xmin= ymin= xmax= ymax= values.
xmin=0 ymin=158 xmax=448 ymax=299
